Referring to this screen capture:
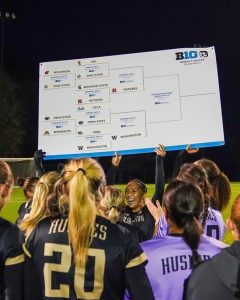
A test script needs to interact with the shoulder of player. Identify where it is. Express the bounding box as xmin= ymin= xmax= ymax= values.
xmin=116 ymin=222 xmax=138 ymax=236
xmin=0 ymin=217 xmax=23 ymax=258
xmin=200 ymin=234 xmax=228 ymax=248
xmin=0 ymin=216 xmax=21 ymax=239
xmin=0 ymin=216 xmax=15 ymax=229
xmin=140 ymin=235 xmax=177 ymax=252
xmin=208 ymin=206 xmax=222 ymax=215
xmin=17 ymin=201 xmax=27 ymax=212
xmin=190 ymin=242 xmax=240 ymax=290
